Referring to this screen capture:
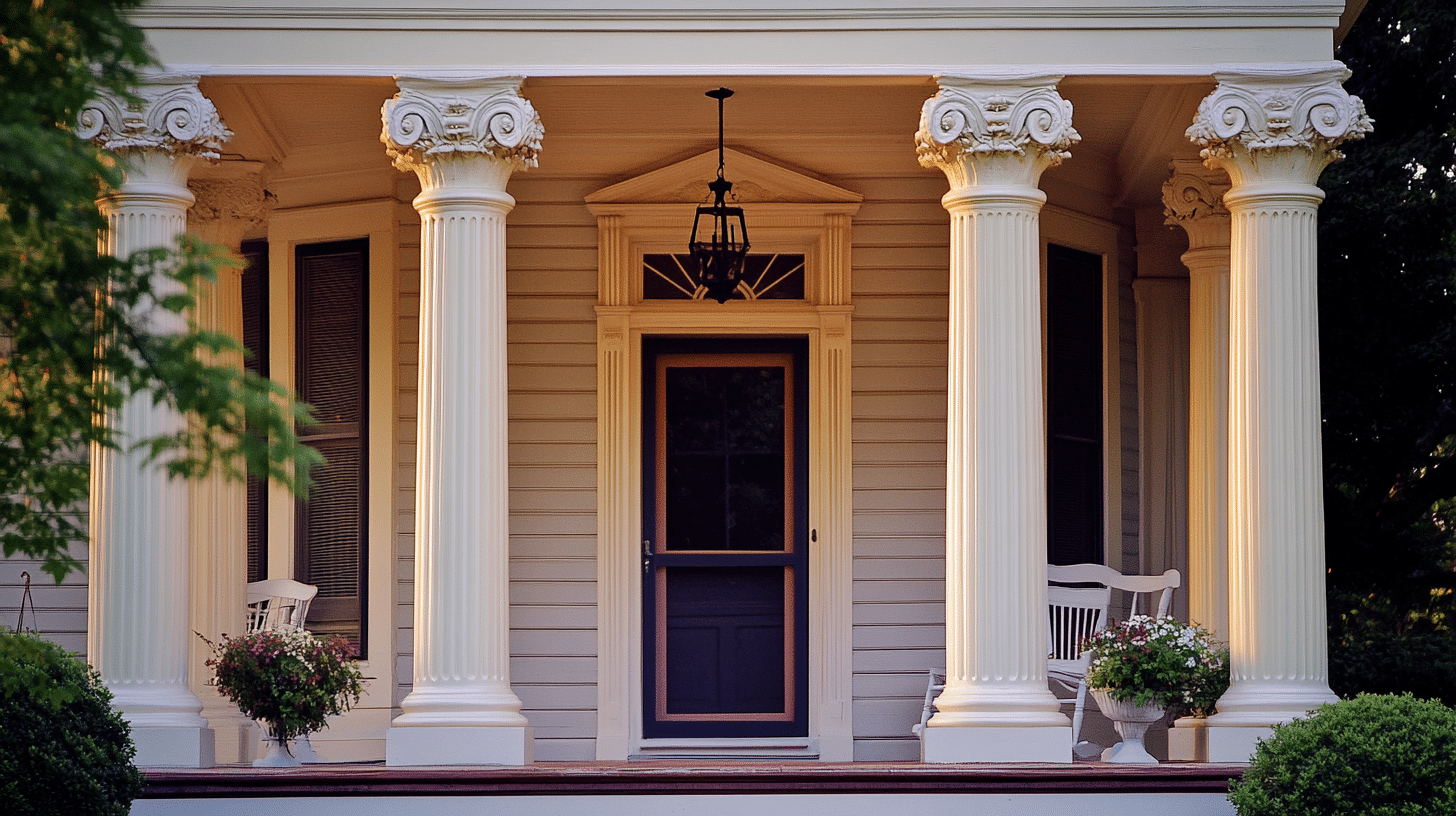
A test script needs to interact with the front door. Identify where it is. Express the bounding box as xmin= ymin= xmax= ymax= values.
xmin=642 ymin=338 xmax=809 ymax=739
